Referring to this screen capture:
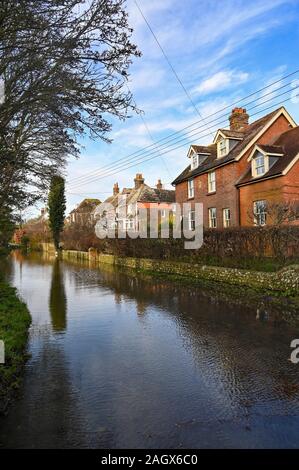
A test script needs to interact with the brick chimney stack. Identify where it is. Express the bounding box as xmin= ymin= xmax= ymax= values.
xmin=113 ymin=182 xmax=119 ymax=196
xmin=156 ymin=179 xmax=163 ymax=190
xmin=229 ymin=108 xmax=249 ymax=131
xmin=134 ymin=173 xmax=145 ymax=189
